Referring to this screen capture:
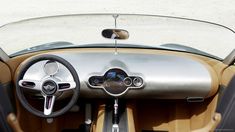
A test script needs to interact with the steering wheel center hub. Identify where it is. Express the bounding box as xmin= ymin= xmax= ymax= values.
xmin=42 ymin=80 xmax=57 ymax=95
